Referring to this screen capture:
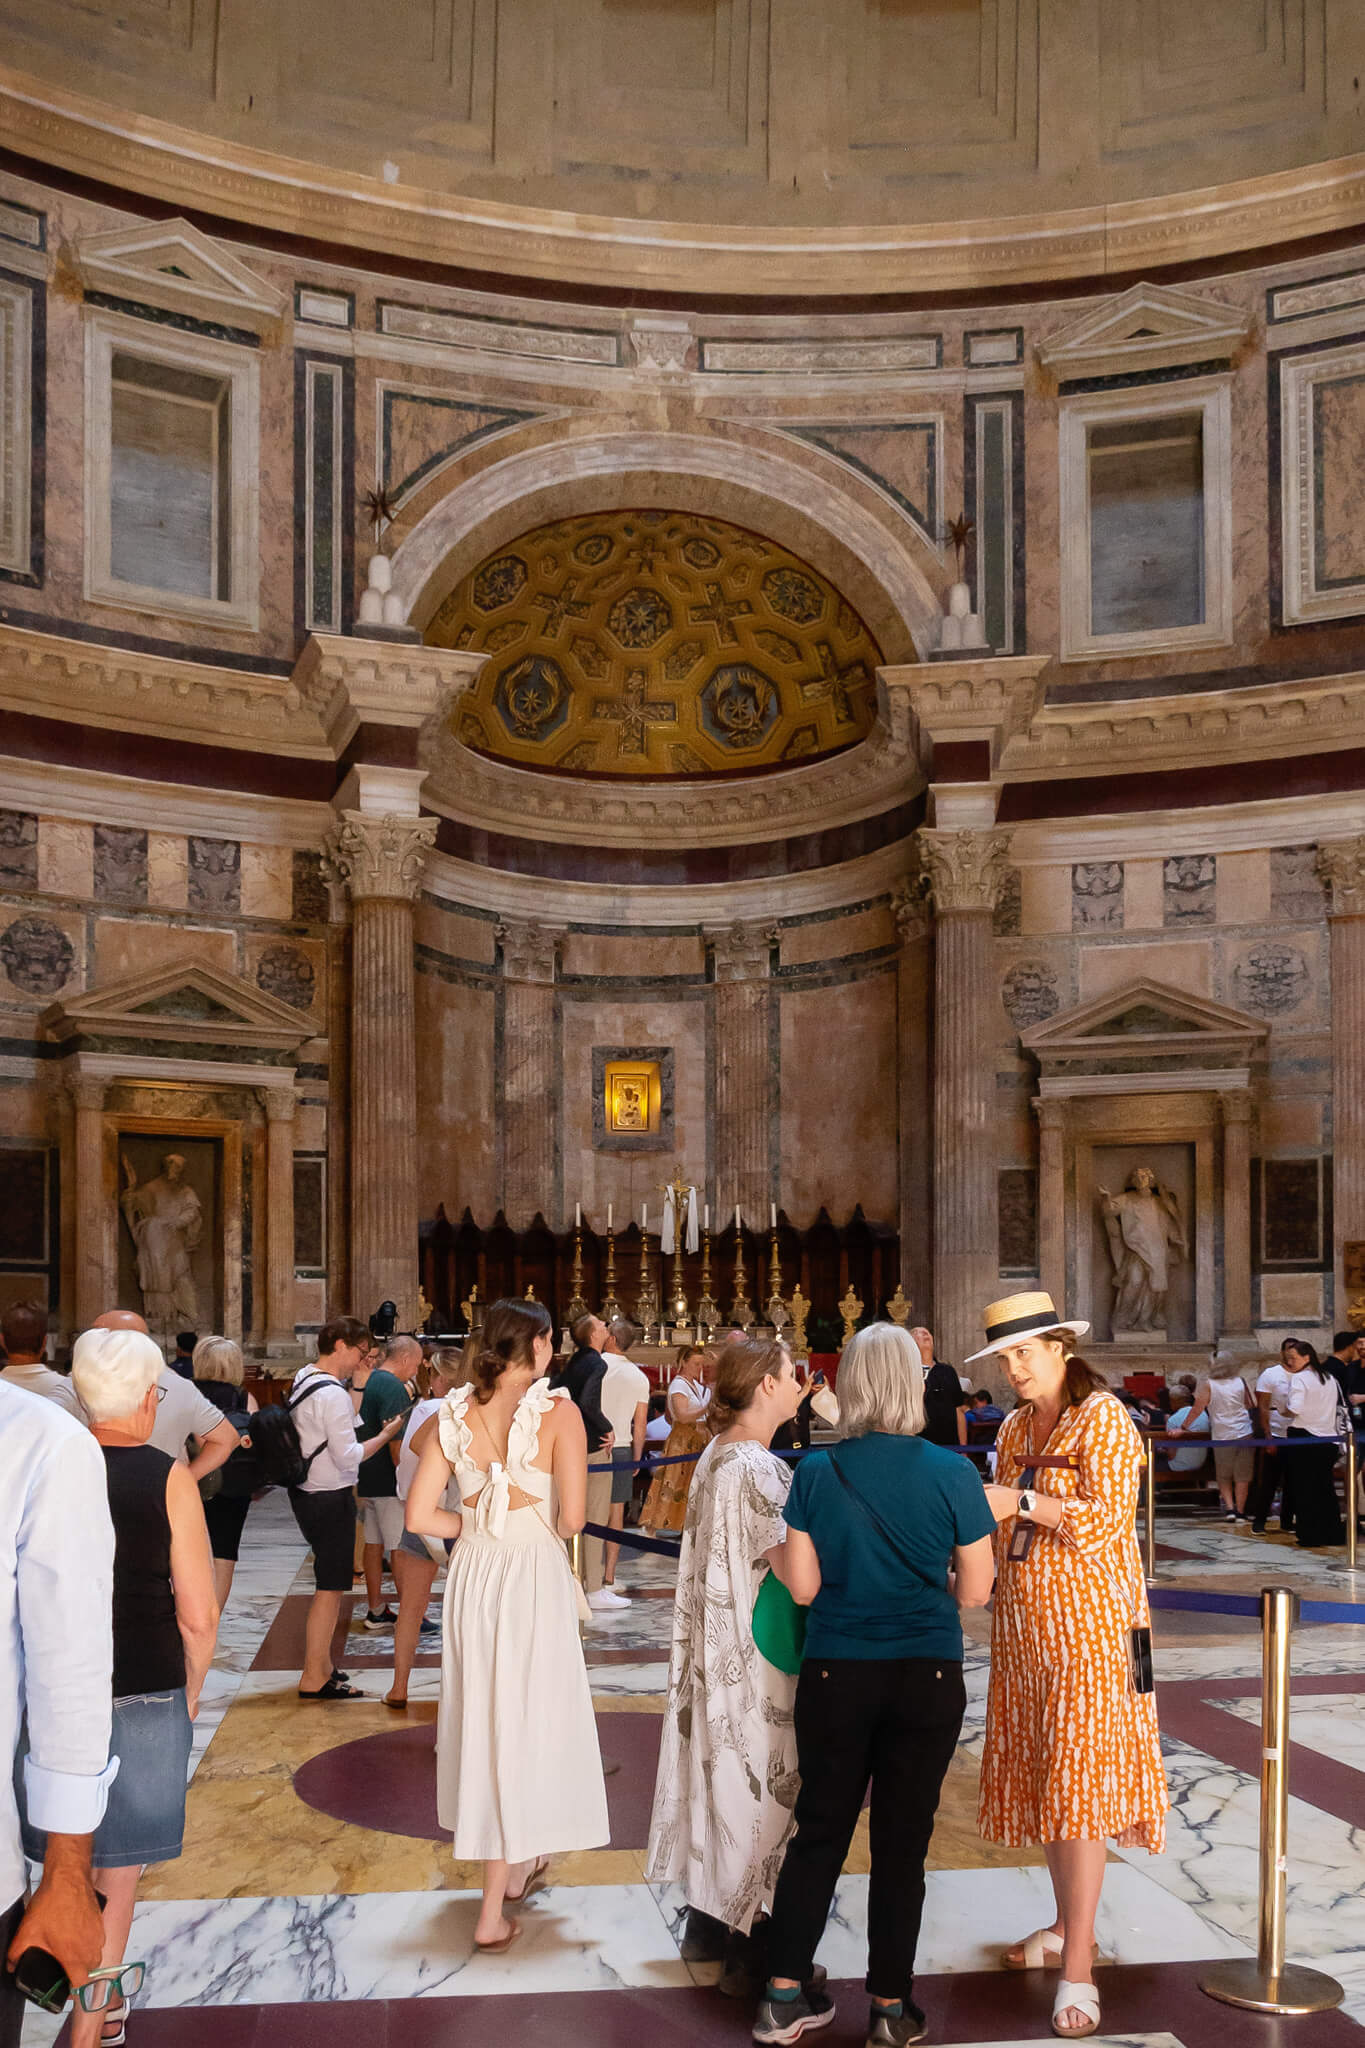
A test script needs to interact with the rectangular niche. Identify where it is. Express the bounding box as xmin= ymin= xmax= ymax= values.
xmin=116 ymin=1132 xmax=223 ymax=1333
xmin=1088 ymin=1141 xmax=1196 ymax=1344
xmin=1260 ymin=1156 xmax=1324 ymax=1268
xmin=1278 ymin=340 xmax=1365 ymax=626
xmin=1059 ymin=377 xmax=1231 ymax=661
xmin=592 ymin=1046 xmax=674 ymax=1154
